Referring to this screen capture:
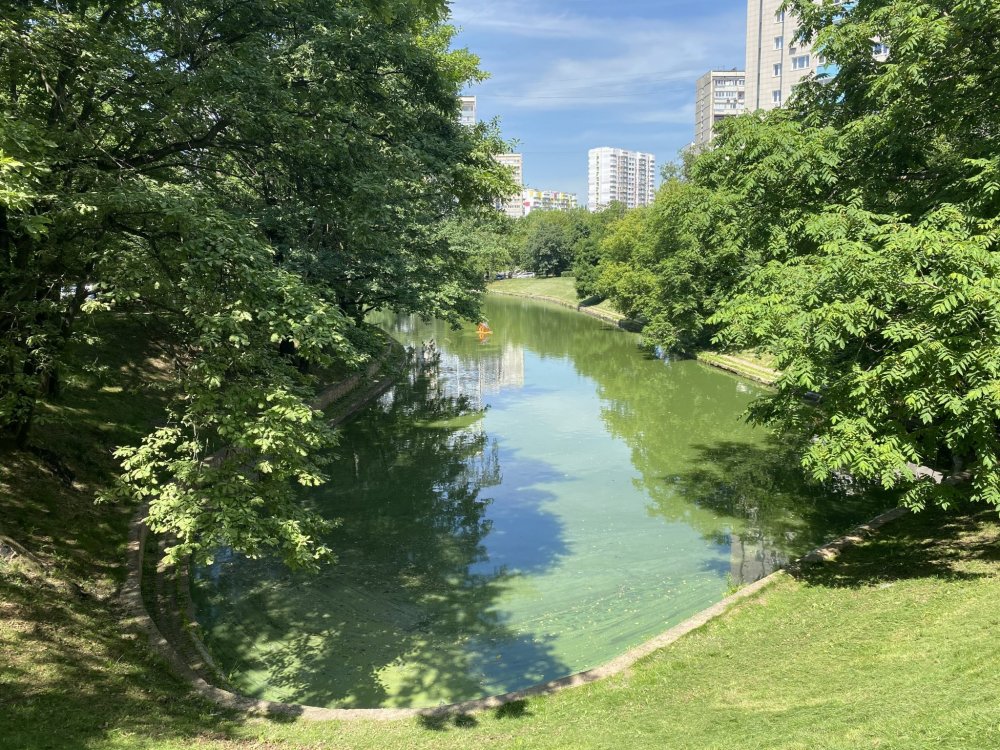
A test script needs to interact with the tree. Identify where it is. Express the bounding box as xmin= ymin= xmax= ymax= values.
xmin=712 ymin=0 xmax=1000 ymax=512
xmin=571 ymin=202 xmax=625 ymax=299
xmin=0 ymin=0 xmax=511 ymax=567
xmin=520 ymin=216 xmax=572 ymax=277
xmin=596 ymin=181 xmax=744 ymax=353
xmin=440 ymin=209 xmax=515 ymax=282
